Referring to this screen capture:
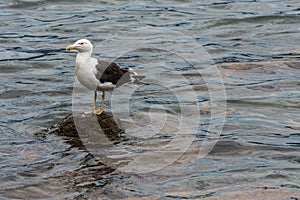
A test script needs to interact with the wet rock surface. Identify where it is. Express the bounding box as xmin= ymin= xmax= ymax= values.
xmin=166 ymin=184 xmax=300 ymax=200
xmin=43 ymin=112 xmax=125 ymax=200
xmin=48 ymin=112 xmax=125 ymax=148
